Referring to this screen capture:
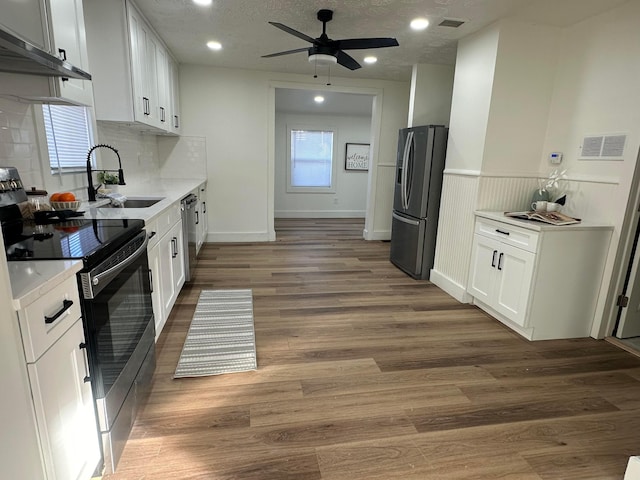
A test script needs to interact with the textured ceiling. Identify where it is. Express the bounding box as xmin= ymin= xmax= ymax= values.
xmin=134 ymin=0 xmax=628 ymax=82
